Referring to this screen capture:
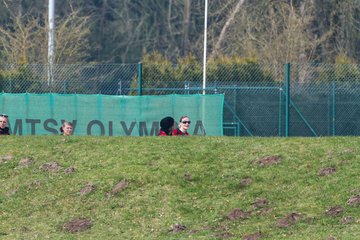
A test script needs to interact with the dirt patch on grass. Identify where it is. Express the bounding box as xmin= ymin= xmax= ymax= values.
xmin=107 ymin=180 xmax=128 ymax=197
xmin=211 ymin=225 xmax=233 ymax=239
xmin=213 ymin=232 xmax=232 ymax=239
xmin=326 ymin=237 xmax=337 ymax=240
xmin=347 ymin=195 xmax=360 ymax=206
xmin=0 ymin=155 xmax=13 ymax=164
xmin=242 ymin=232 xmax=262 ymax=240
xmin=39 ymin=162 xmax=62 ymax=172
xmin=6 ymin=186 xmax=19 ymax=196
xmin=27 ymin=180 xmax=41 ymax=190
xmin=342 ymin=148 xmax=355 ymax=153
xmin=64 ymin=167 xmax=76 ymax=174
xmin=325 ymin=206 xmax=344 ymax=217
xmin=63 ymin=218 xmax=92 ymax=233
xmin=318 ymin=167 xmax=336 ymax=176
xmin=169 ymin=223 xmax=186 ymax=233
xmin=183 ymin=173 xmax=193 ymax=181
xmin=276 ymin=212 xmax=302 ymax=228
xmin=251 ymin=198 xmax=268 ymax=209
xmin=258 ymin=207 xmax=273 ymax=216
xmin=19 ymin=157 xmax=32 ymax=167
xmin=239 ymin=177 xmax=252 ymax=187
xmin=20 ymin=226 xmax=30 ymax=232
xmin=79 ymin=183 xmax=96 ymax=196
xmin=254 ymin=156 xmax=282 ymax=166
xmin=228 ymin=208 xmax=251 ymax=221
xmin=340 ymin=160 xmax=349 ymax=165
xmin=340 ymin=216 xmax=355 ymax=225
